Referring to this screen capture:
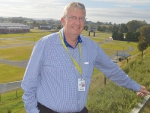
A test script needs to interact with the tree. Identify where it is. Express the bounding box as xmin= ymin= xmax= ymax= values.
xmin=112 ymin=25 xmax=119 ymax=32
xmin=139 ymin=26 xmax=150 ymax=45
xmin=97 ymin=26 xmax=102 ymax=32
xmin=112 ymin=31 xmax=118 ymax=40
xmin=125 ymin=32 xmax=132 ymax=41
xmin=138 ymin=39 xmax=148 ymax=59
xmin=112 ymin=31 xmax=124 ymax=40
xmin=132 ymin=32 xmax=140 ymax=42
xmin=101 ymin=26 xmax=107 ymax=32
xmin=118 ymin=32 xmax=124 ymax=41
xmin=108 ymin=26 xmax=113 ymax=33
xmin=125 ymin=32 xmax=139 ymax=42
xmin=118 ymin=24 xmax=128 ymax=33
xmin=126 ymin=20 xmax=147 ymax=32
xmin=9 ymin=17 xmax=24 ymax=23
